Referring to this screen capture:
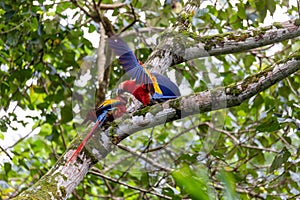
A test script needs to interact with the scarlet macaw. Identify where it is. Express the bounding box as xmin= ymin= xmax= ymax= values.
xmin=107 ymin=36 xmax=180 ymax=106
xmin=67 ymin=94 xmax=127 ymax=163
